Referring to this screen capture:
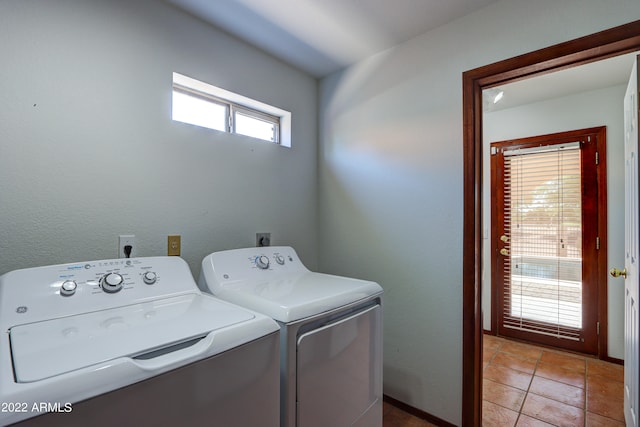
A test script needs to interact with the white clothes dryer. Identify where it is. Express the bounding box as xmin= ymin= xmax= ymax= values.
xmin=199 ymin=246 xmax=383 ymax=427
xmin=0 ymin=256 xmax=280 ymax=426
